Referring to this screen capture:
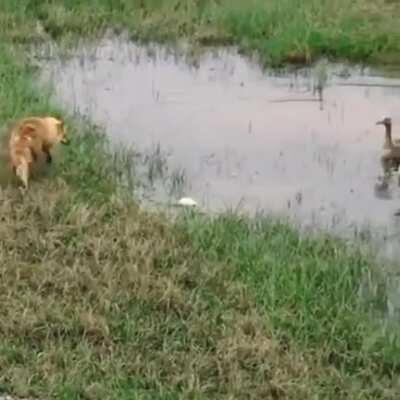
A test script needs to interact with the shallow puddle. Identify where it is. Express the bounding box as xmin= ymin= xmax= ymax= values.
xmin=37 ymin=37 xmax=400 ymax=260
